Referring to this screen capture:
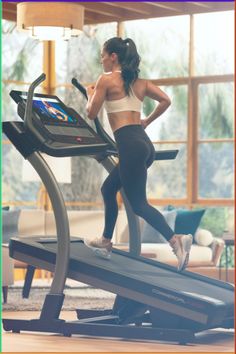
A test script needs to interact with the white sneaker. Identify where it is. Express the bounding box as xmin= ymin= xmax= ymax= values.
xmin=84 ymin=237 xmax=113 ymax=260
xmin=170 ymin=234 xmax=193 ymax=271
xmin=93 ymin=248 xmax=112 ymax=260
